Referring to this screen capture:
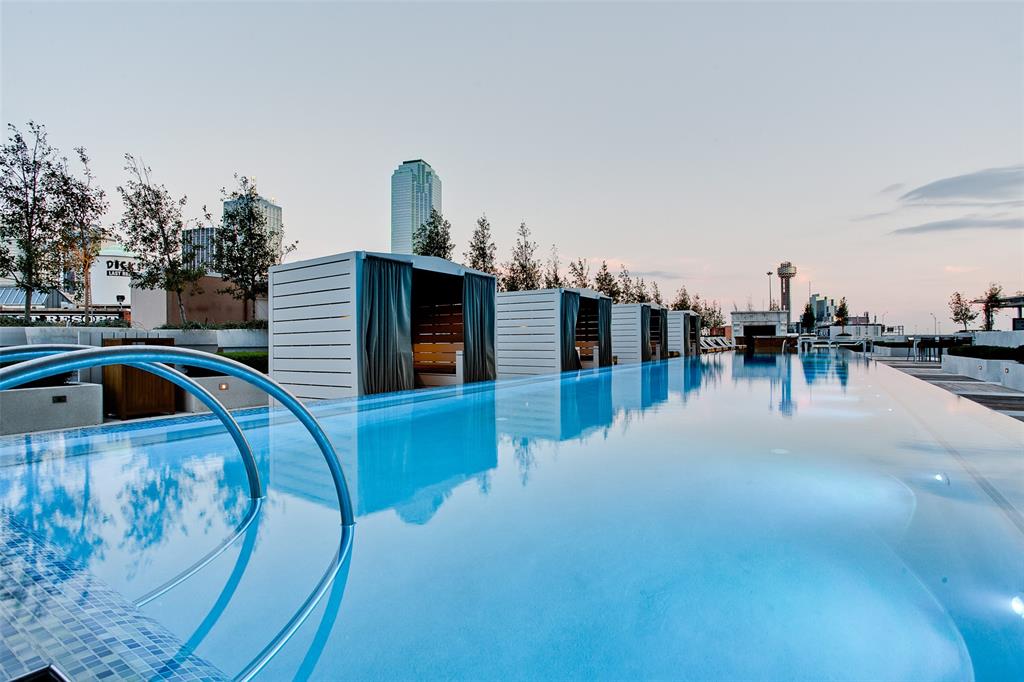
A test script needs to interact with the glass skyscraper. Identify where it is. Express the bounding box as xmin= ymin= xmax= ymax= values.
xmin=391 ymin=160 xmax=441 ymax=254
